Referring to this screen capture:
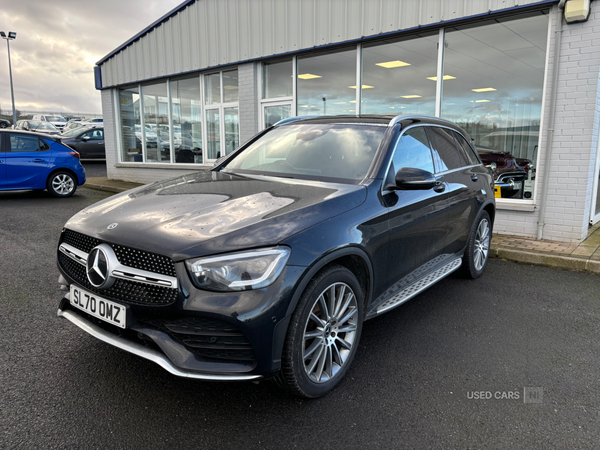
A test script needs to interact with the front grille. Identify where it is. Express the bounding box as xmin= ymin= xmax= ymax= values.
xmin=62 ymin=229 xmax=176 ymax=277
xmin=59 ymin=252 xmax=177 ymax=306
xmin=141 ymin=317 xmax=256 ymax=363
xmin=62 ymin=229 xmax=100 ymax=253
